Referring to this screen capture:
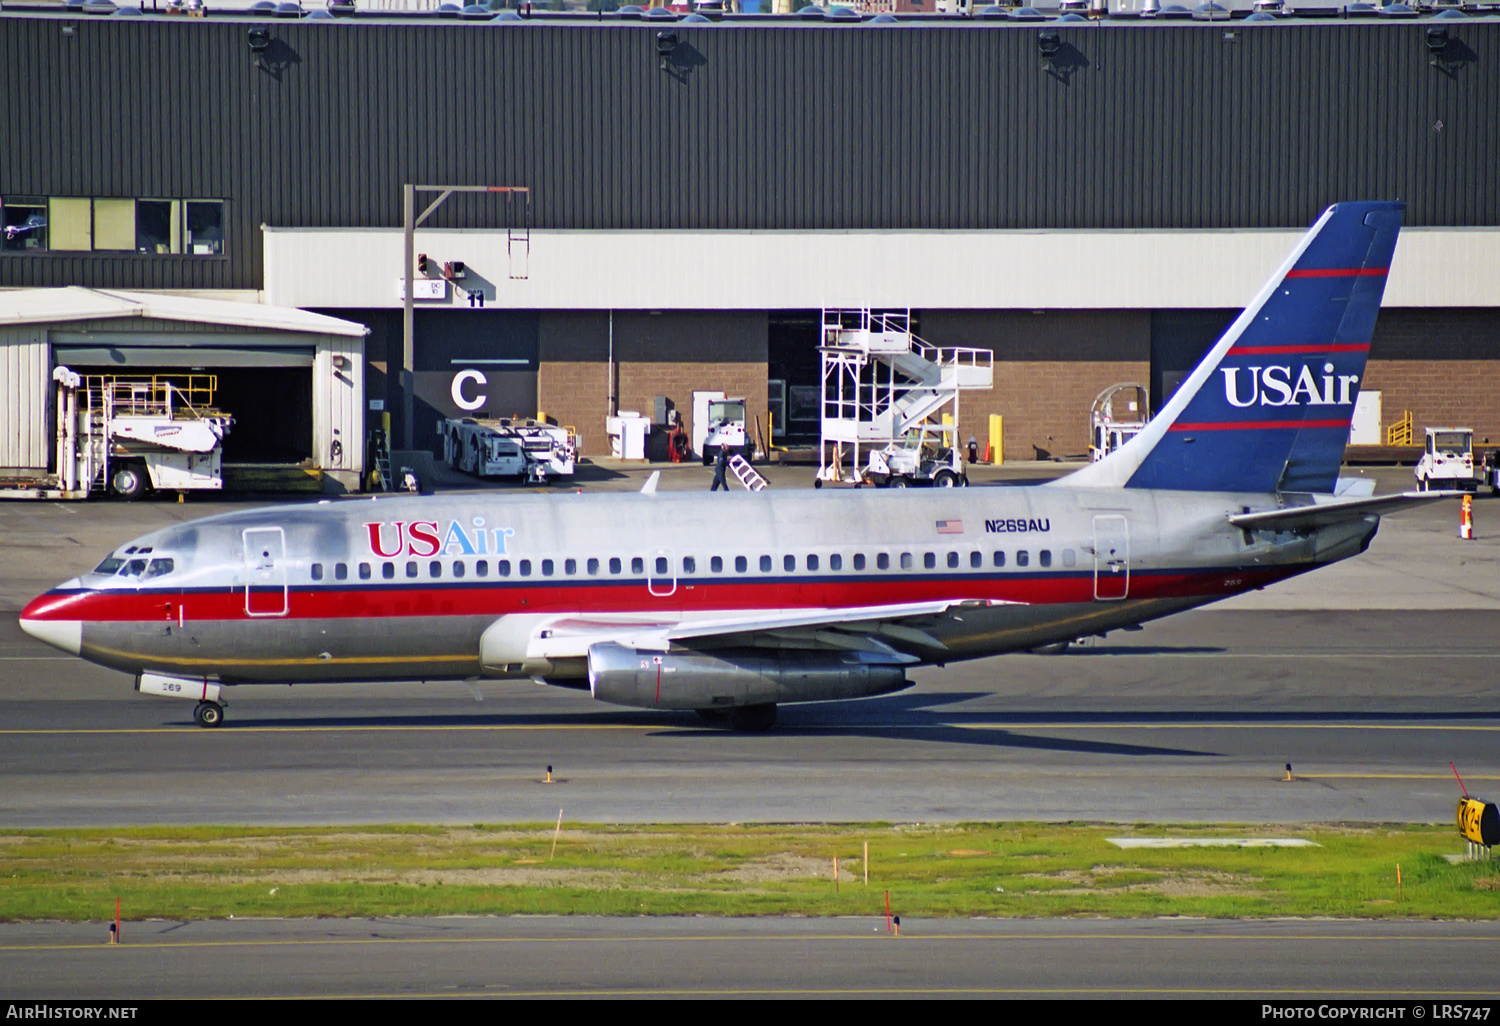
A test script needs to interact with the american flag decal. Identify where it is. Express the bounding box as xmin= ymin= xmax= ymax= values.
xmin=936 ymin=520 xmax=964 ymax=534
